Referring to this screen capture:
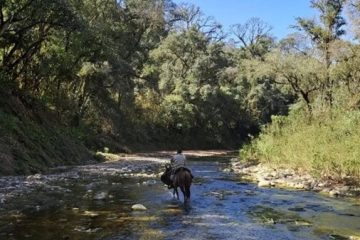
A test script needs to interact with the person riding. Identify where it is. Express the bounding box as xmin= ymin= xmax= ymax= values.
xmin=169 ymin=149 xmax=193 ymax=180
